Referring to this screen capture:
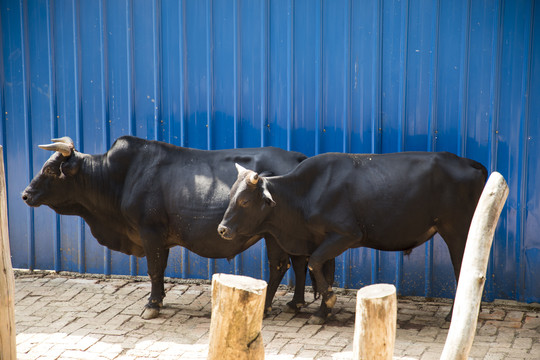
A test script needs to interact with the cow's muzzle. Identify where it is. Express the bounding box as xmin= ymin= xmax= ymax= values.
xmin=217 ymin=224 xmax=234 ymax=240
xmin=22 ymin=187 xmax=43 ymax=207
xmin=21 ymin=190 xmax=37 ymax=207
